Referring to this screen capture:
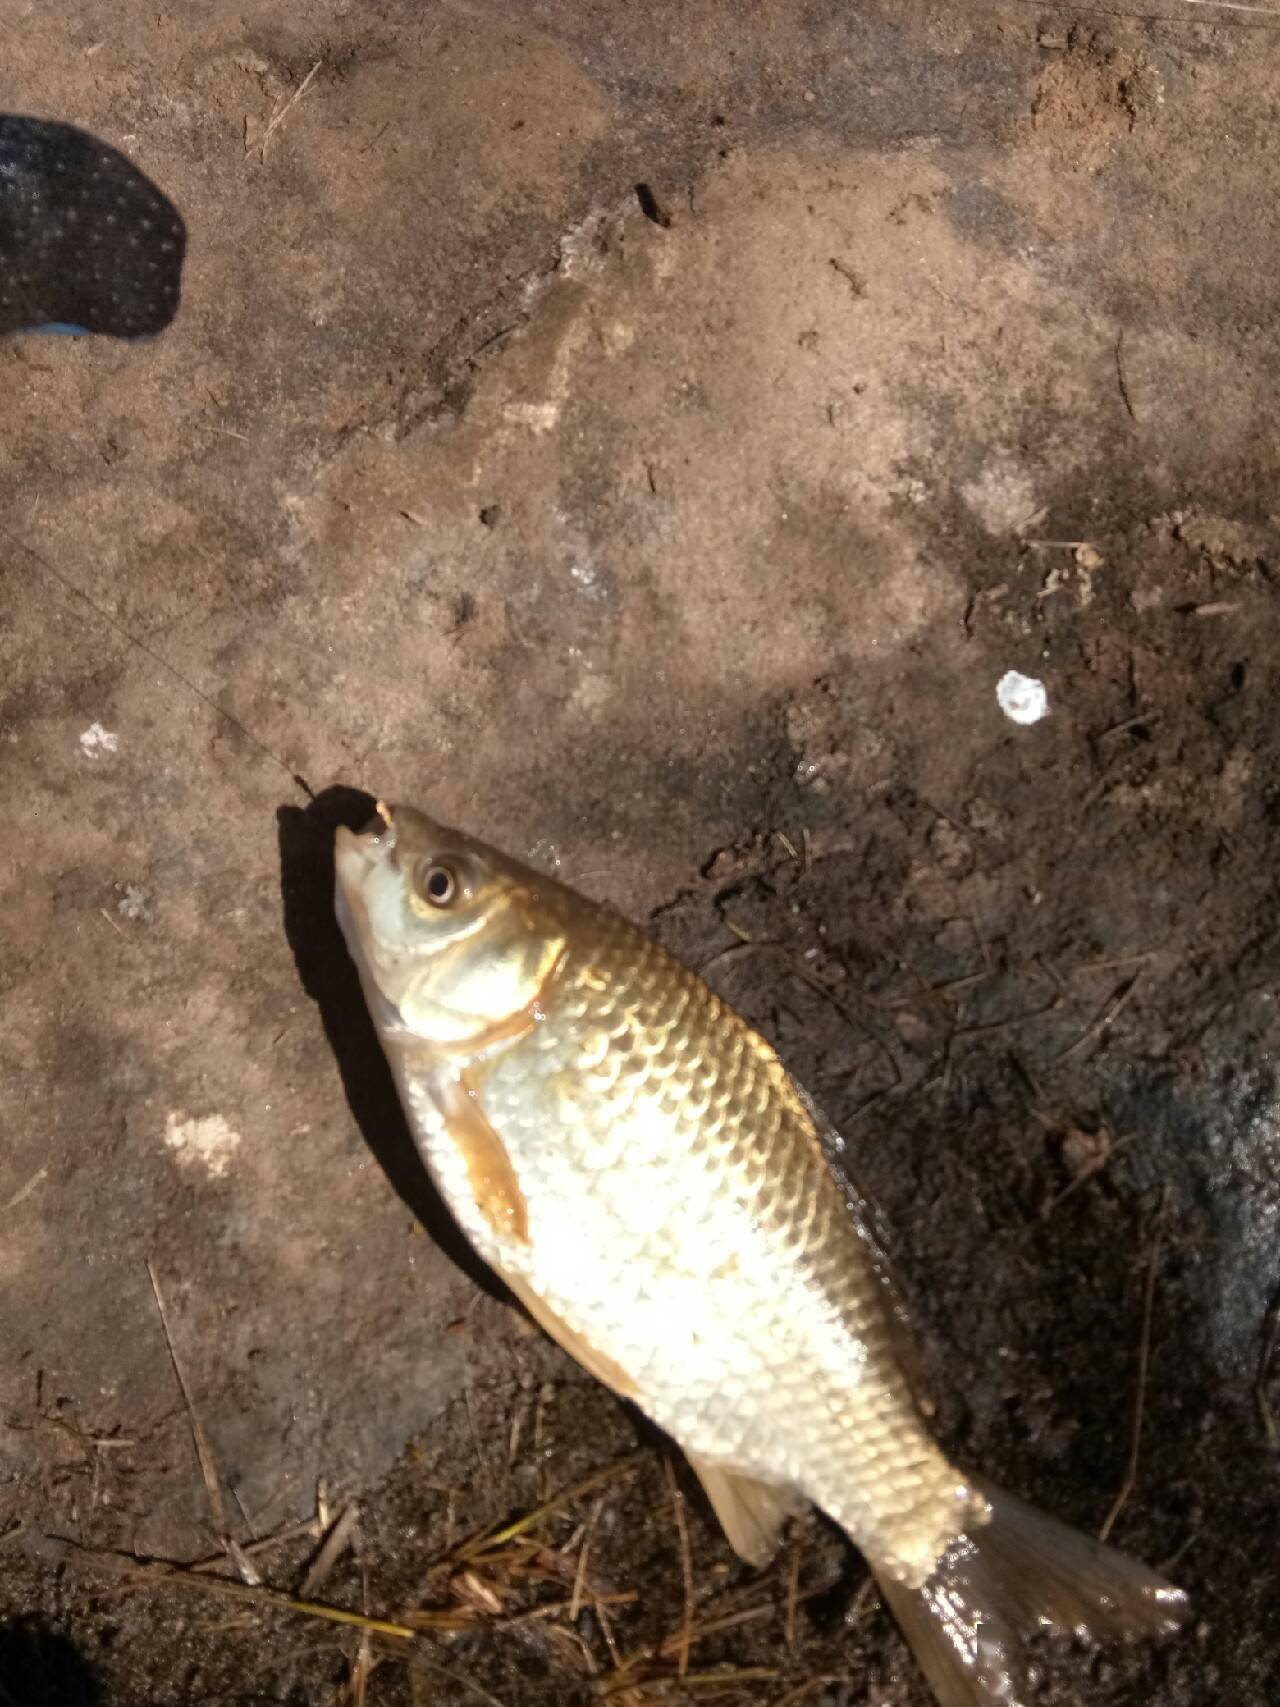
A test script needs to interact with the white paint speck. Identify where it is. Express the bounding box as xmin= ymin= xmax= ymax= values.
xmin=117 ymin=885 xmax=151 ymax=922
xmin=526 ymin=838 xmax=563 ymax=874
xmin=79 ymin=722 xmax=119 ymax=759
xmin=164 ymin=1112 xmax=241 ymax=1179
xmin=569 ymin=558 xmax=610 ymax=601
xmin=502 ymin=400 xmax=561 ymax=433
xmin=997 ymin=671 xmax=1050 ymax=726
